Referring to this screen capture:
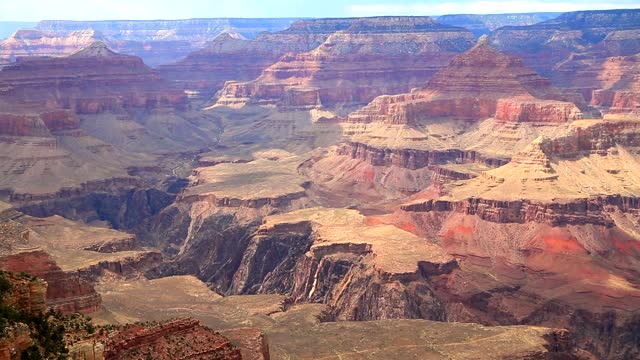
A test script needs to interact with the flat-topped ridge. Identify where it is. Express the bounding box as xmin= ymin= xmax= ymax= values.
xmin=67 ymin=41 xmax=120 ymax=58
